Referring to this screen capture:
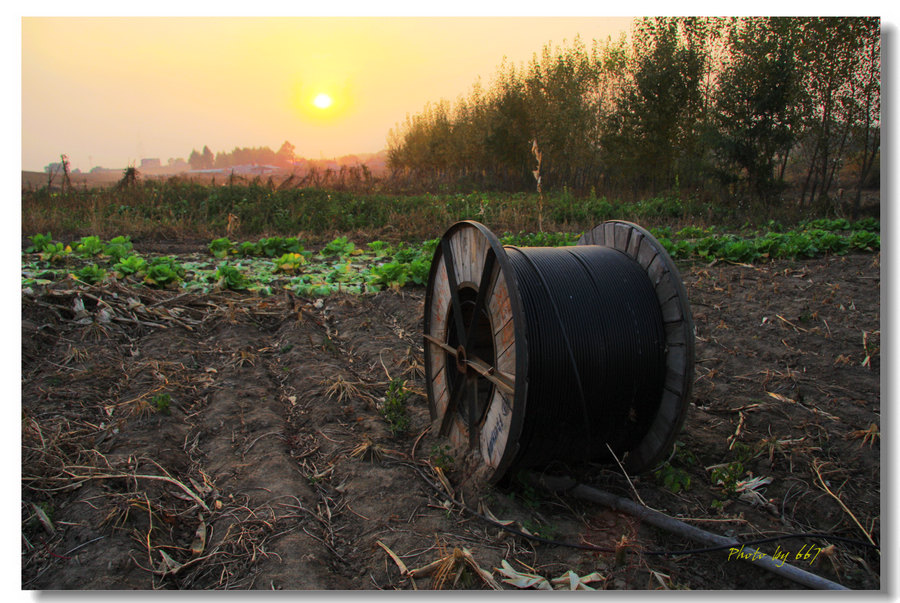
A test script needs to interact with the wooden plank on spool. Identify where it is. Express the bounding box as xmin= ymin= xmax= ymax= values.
xmin=660 ymin=295 xmax=684 ymax=323
xmin=488 ymin=271 xmax=513 ymax=337
xmin=666 ymin=345 xmax=686 ymax=380
xmin=614 ymin=222 xmax=632 ymax=251
xmin=472 ymin=228 xmax=488 ymax=283
xmin=450 ymin=227 xmax=469 ymax=285
xmin=480 ymin=390 xmax=513 ymax=468
xmin=646 ymin=254 xmax=667 ymax=287
xmin=603 ymin=222 xmax=617 ymax=247
xmin=496 ymin=329 xmax=516 ymax=376
xmin=429 ymin=258 xmax=450 ymax=339
xmin=626 ymin=229 xmax=644 ymax=258
xmin=665 ymin=321 xmax=687 ymax=345
xmin=431 ymin=365 xmax=449 ymax=413
xmin=448 ymin=415 xmax=466 ymax=450
xmin=637 ymin=237 xmax=659 ymax=270
xmin=664 ymin=363 xmax=686 ymax=396
xmin=654 ymin=273 xmax=679 ymax=307
xmin=450 ymin=223 xmax=487 ymax=287
xmin=624 ymin=421 xmax=666 ymax=472
xmin=490 ymin=272 xmax=517 ymax=375
xmin=656 ymin=389 xmax=682 ymax=425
